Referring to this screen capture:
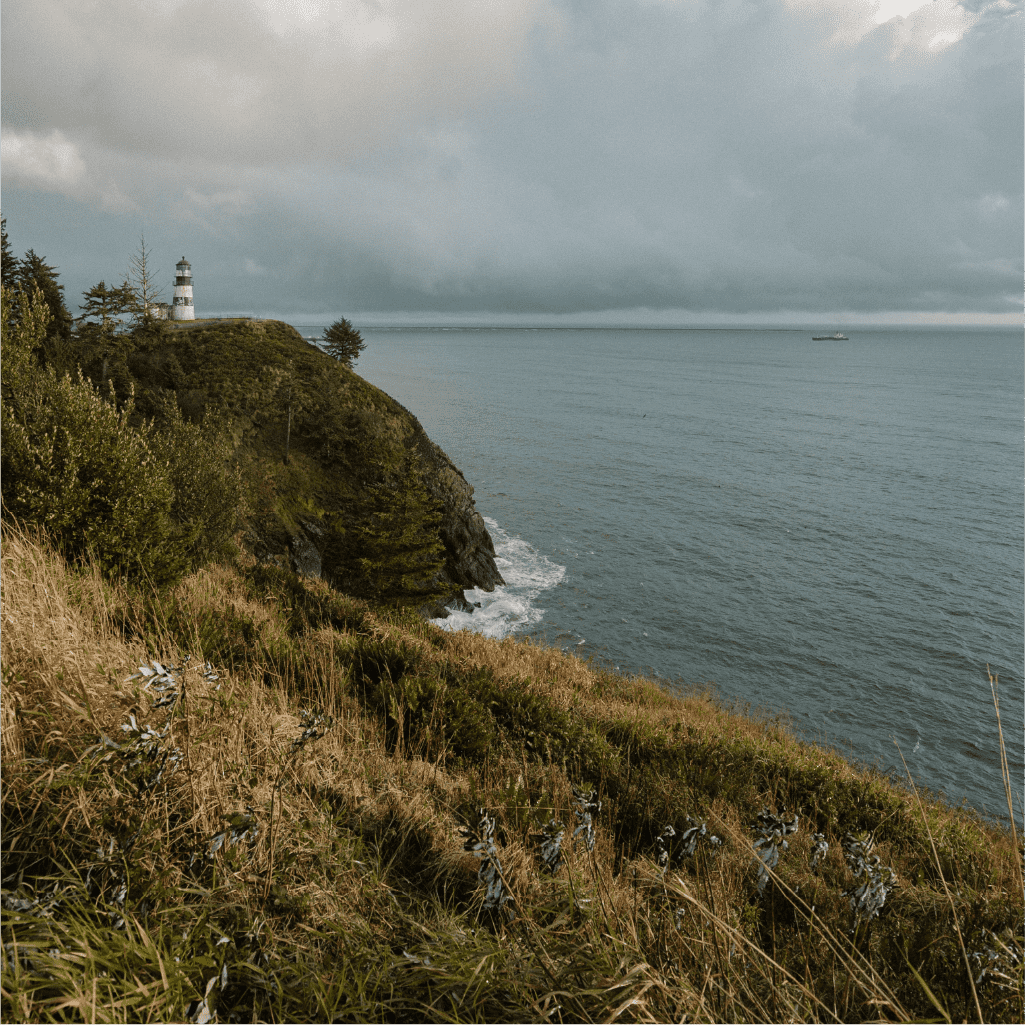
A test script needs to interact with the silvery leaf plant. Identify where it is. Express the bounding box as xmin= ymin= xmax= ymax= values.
xmin=572 ymin=787 xmax=601 ymax=854
xmin=460 ymin=808 xmax=515 ymax=919
xmin=85 ymin=832 xmax=141 ymax=929
xmin=191 ymin=808 xmax=260 ymax=868
xmin=538 ymin=818 xmax=566 ymax=875
xmin=290 ymin=708 xmax=332 ymax=752
xmin=752 ymin=807 xmax=799 ymax=894
xmin=809 ymin=832 xmax=829 ymax=870
xmin=655 ymin=818 xmax=722 ymax=878
xmin=841 ymin=832 xmax=897 ymax=927
xmin=970 ymin=928 xmax=1022 ymax=989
